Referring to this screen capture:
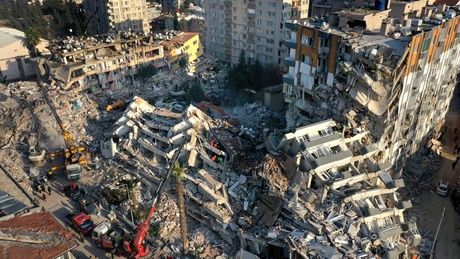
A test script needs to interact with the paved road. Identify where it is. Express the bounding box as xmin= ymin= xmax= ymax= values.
xmin=411 ymin=89 xmax=460 ymax=258
xmin=35 ymin=171 xmax=120 ymax=259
